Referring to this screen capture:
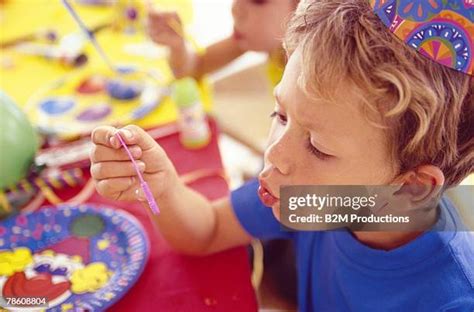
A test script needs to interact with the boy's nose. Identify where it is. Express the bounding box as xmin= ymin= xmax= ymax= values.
xmin=265 ymin=138 xmax=293 ymax=176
